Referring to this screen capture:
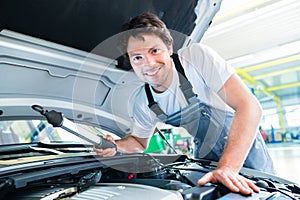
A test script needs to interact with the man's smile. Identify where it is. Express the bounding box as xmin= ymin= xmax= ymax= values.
xmin=144 ymin=66 xmax=161 ymax=76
